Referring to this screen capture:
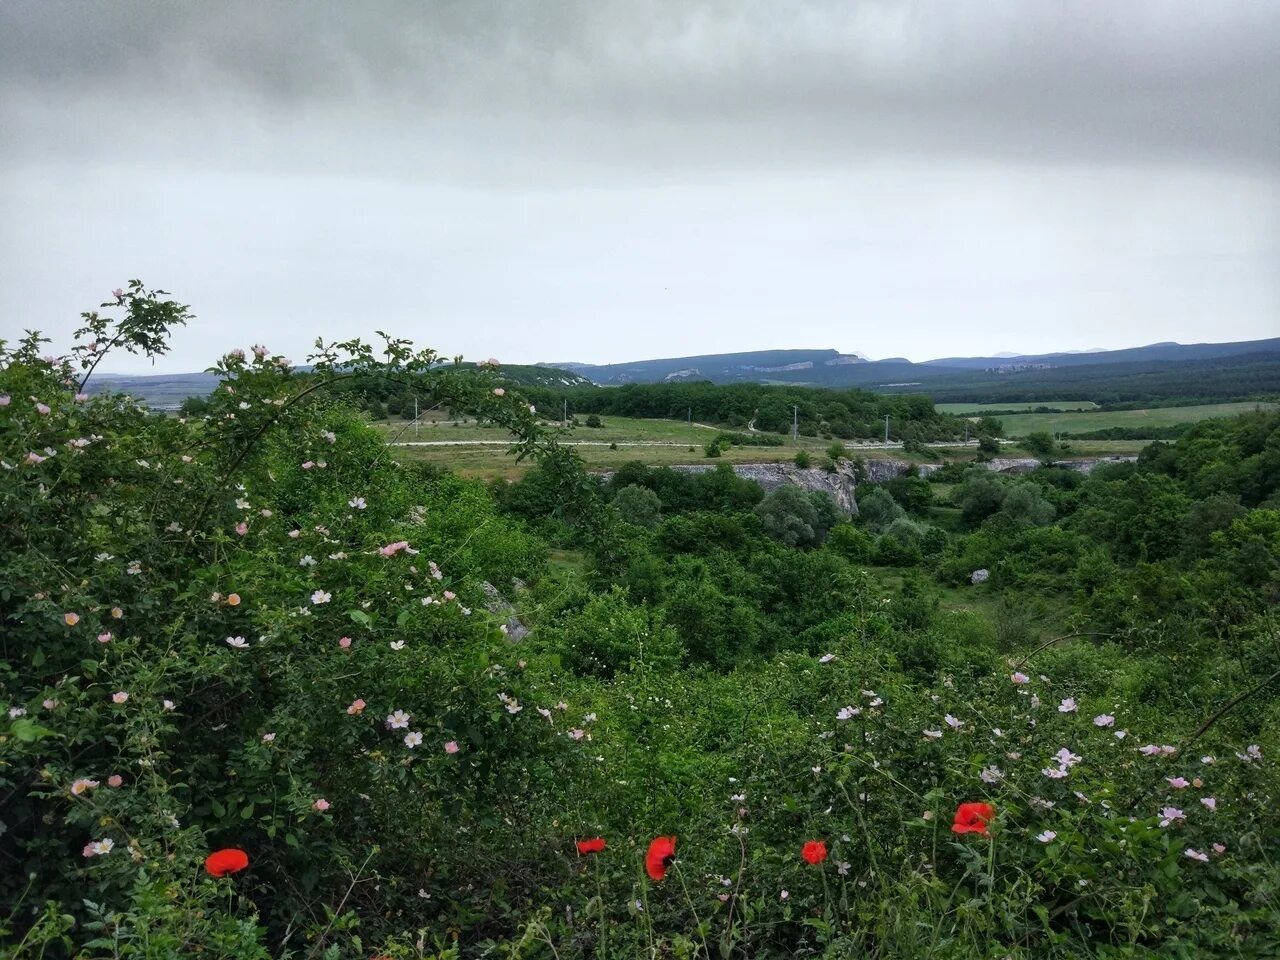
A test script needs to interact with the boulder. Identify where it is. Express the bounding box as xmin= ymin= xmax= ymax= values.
xmin=480 ymin=581 xmax=529 ymax=642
